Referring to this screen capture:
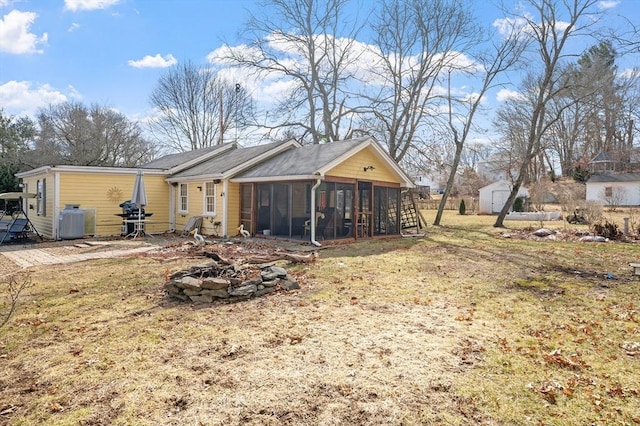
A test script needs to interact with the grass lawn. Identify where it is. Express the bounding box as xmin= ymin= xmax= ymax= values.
xmin=1 ymin=210 xmax=639 ymax=425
